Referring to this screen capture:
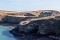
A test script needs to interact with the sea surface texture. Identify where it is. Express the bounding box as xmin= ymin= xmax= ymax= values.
xmin=0 ymin=25 xmax=17 ymax=40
